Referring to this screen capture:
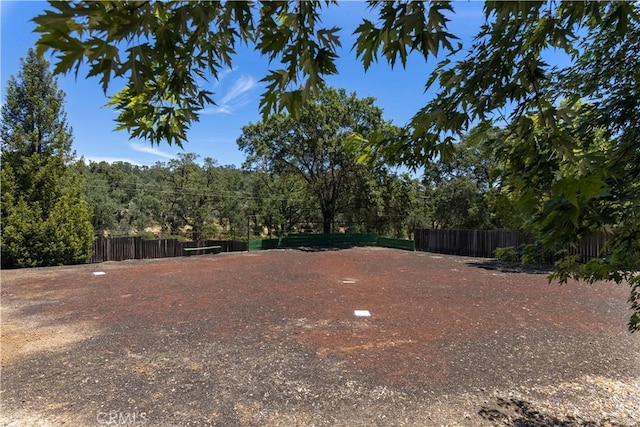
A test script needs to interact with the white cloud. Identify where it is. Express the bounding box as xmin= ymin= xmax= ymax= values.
xmin=220 ymin=75 xmax=257 ymax=105
xmin=129 ymin=142 xmax=176 ymax=159
xmin=202 ymin=74 xmax=258 ymax=115
xmin=203 ymin=105 xmax=232 ymax=115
